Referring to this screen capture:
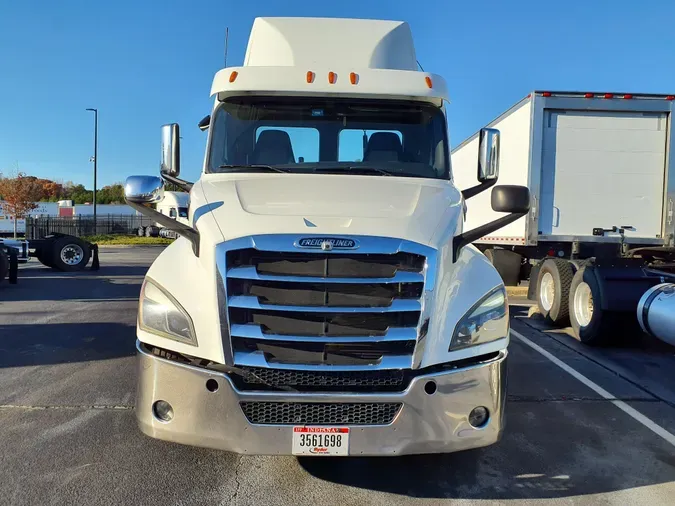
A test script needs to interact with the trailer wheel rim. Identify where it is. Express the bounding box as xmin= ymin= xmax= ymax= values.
xmin=574 ymin=282 xmax=594 ymax=327
xmin=540 ymin=272 xmax=555 ymax=311
xmin=60 ymin=244 xmax=84 ymax=265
